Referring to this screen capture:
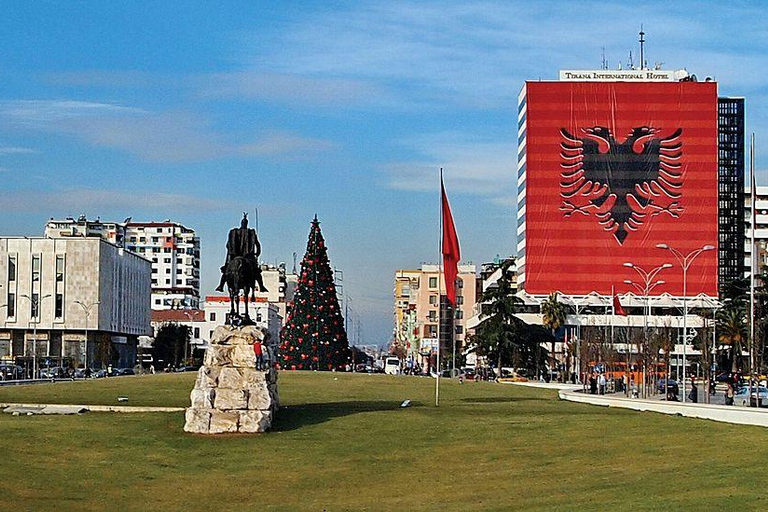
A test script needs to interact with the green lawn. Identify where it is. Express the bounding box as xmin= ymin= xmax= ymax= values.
xmin=0 ymin=372 xmax=766 ymax=511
